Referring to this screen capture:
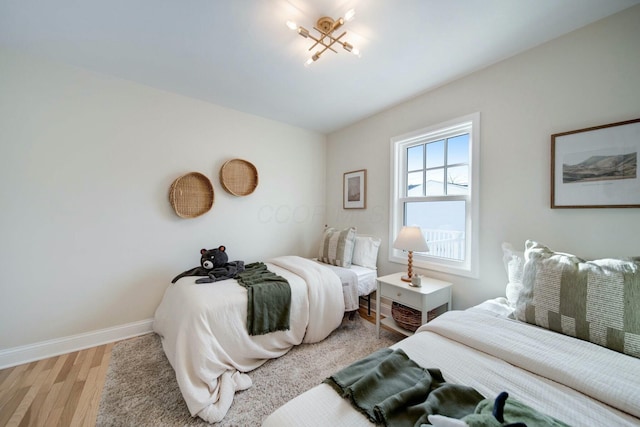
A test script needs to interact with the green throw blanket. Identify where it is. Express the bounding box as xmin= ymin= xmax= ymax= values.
xmin=324 ymin=348 xmax=485 ymax=427
xmin=235 ymin=262 xmax=291 ymax=336
xmin=461 ymin=392 xmax=571 ymax=427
